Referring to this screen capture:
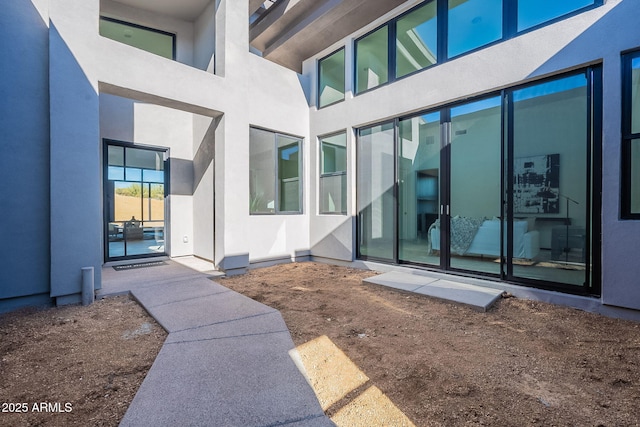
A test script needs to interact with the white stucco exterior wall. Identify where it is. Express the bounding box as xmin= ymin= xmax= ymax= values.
xmin=304 ymin=0 xmax=640 ymax=311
